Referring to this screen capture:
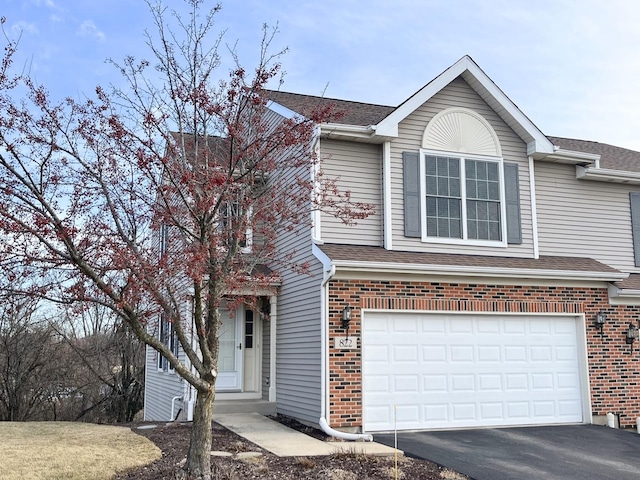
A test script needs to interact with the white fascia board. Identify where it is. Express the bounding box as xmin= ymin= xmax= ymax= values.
xmin=608 ymin=284 xmax=640 ymax=305
xmin=312 ymin=243 xmax=334 ymax=272
xmin=266 ymin=100 xmax=299 ymax=120
xmin=541 ymin=149 xmax=601 ymax=165
xmin=331 ymin=259 xmax=627 ymax=282
xmin=318 ymin=123 xmax=379 ymax=141
xmin=576 ymin=166 xmax=640 ymax=185
xmin=374 ymin=56 xmax=554 ymax=156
